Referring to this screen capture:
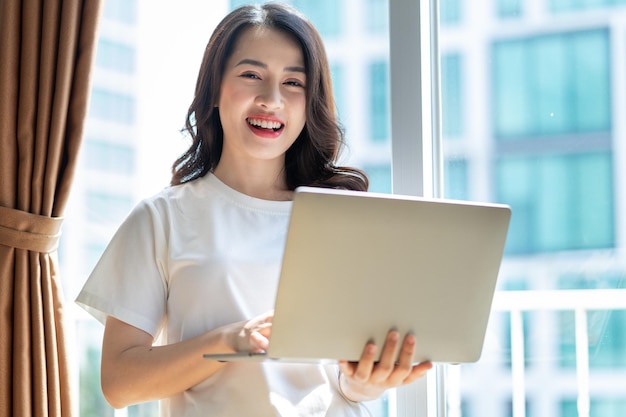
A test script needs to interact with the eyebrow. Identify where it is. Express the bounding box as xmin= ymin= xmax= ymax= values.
xmin=235 ymin=58 xmax=305 ymax=74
